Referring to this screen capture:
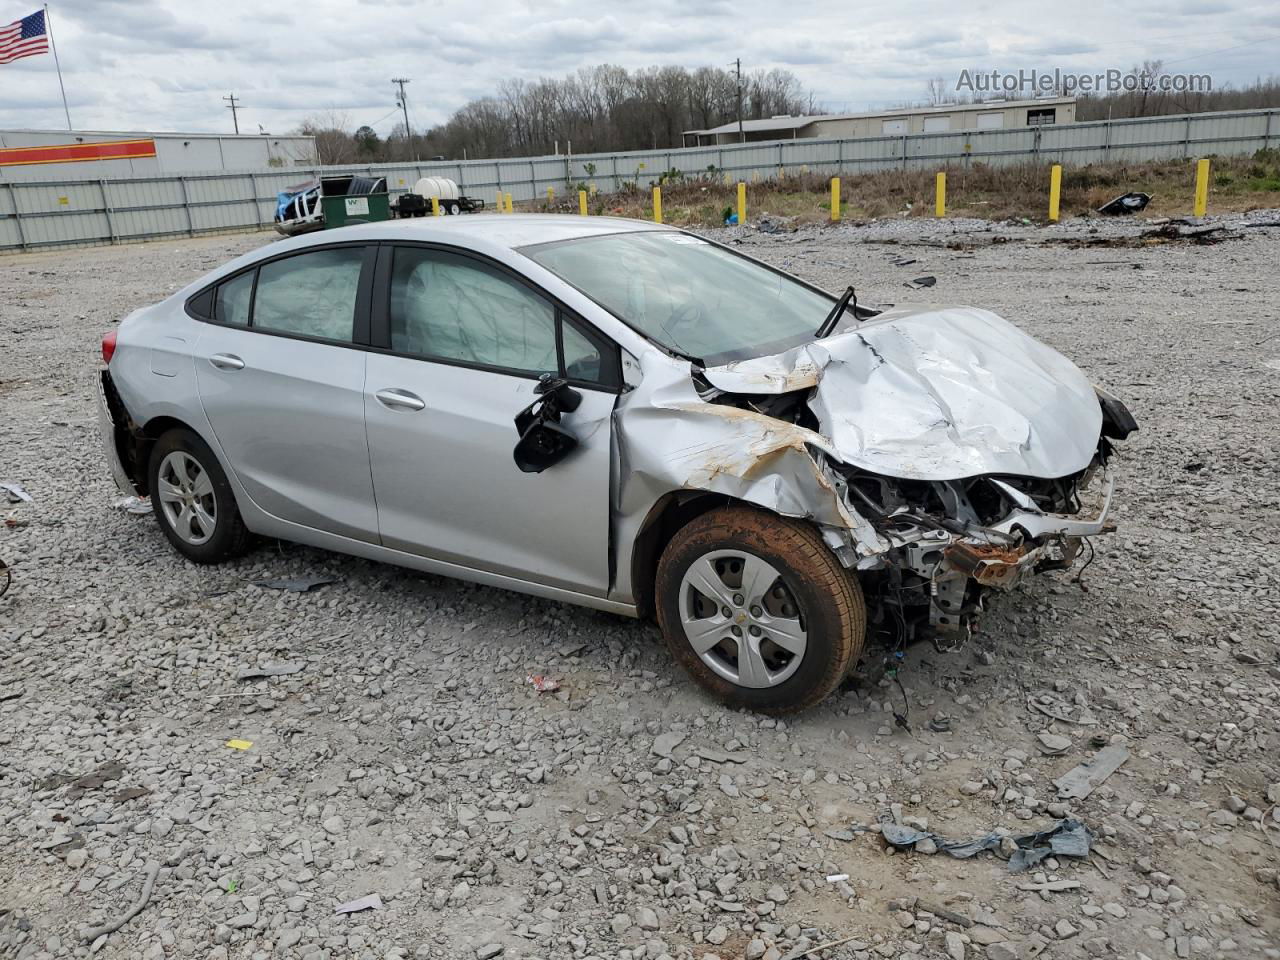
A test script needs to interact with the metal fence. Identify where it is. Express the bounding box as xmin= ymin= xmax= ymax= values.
xmin=2 ymin=107 xmax=1277 ymax=252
